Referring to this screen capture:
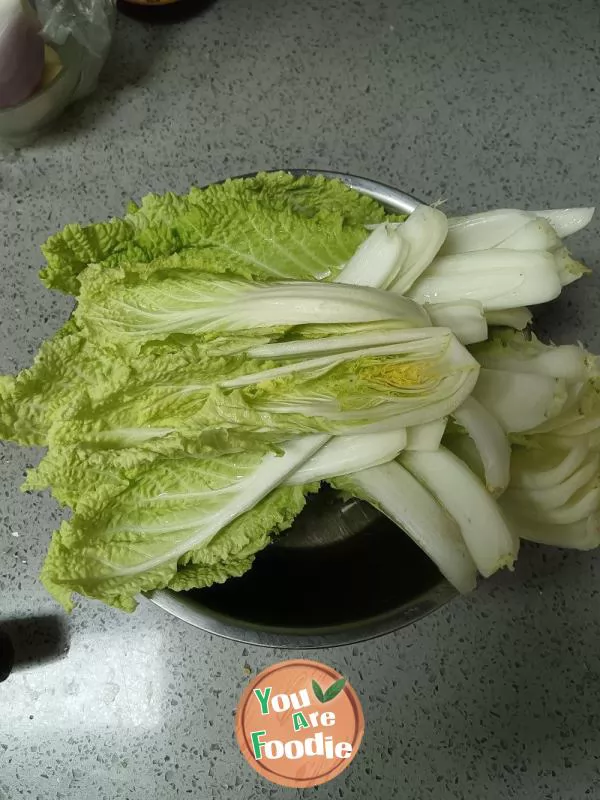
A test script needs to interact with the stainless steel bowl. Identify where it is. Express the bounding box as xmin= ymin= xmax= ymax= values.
xmin=147 ymin=169 xmax=456 ymax=647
